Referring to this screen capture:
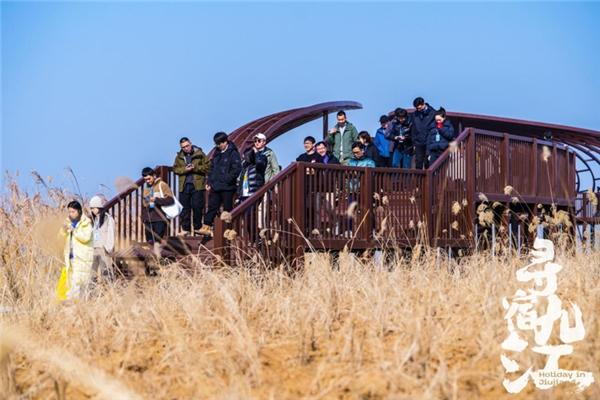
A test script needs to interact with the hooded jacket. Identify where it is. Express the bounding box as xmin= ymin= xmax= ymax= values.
xmin=61 ymin=214 xmax=94 ymax=273
xmin=427 ymin=119 xmax=456 ymax=154
xmin=207 ymin=142 xmax=242 ymax=192
xmin=172 ymin=145 xmax=210 ymax=192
